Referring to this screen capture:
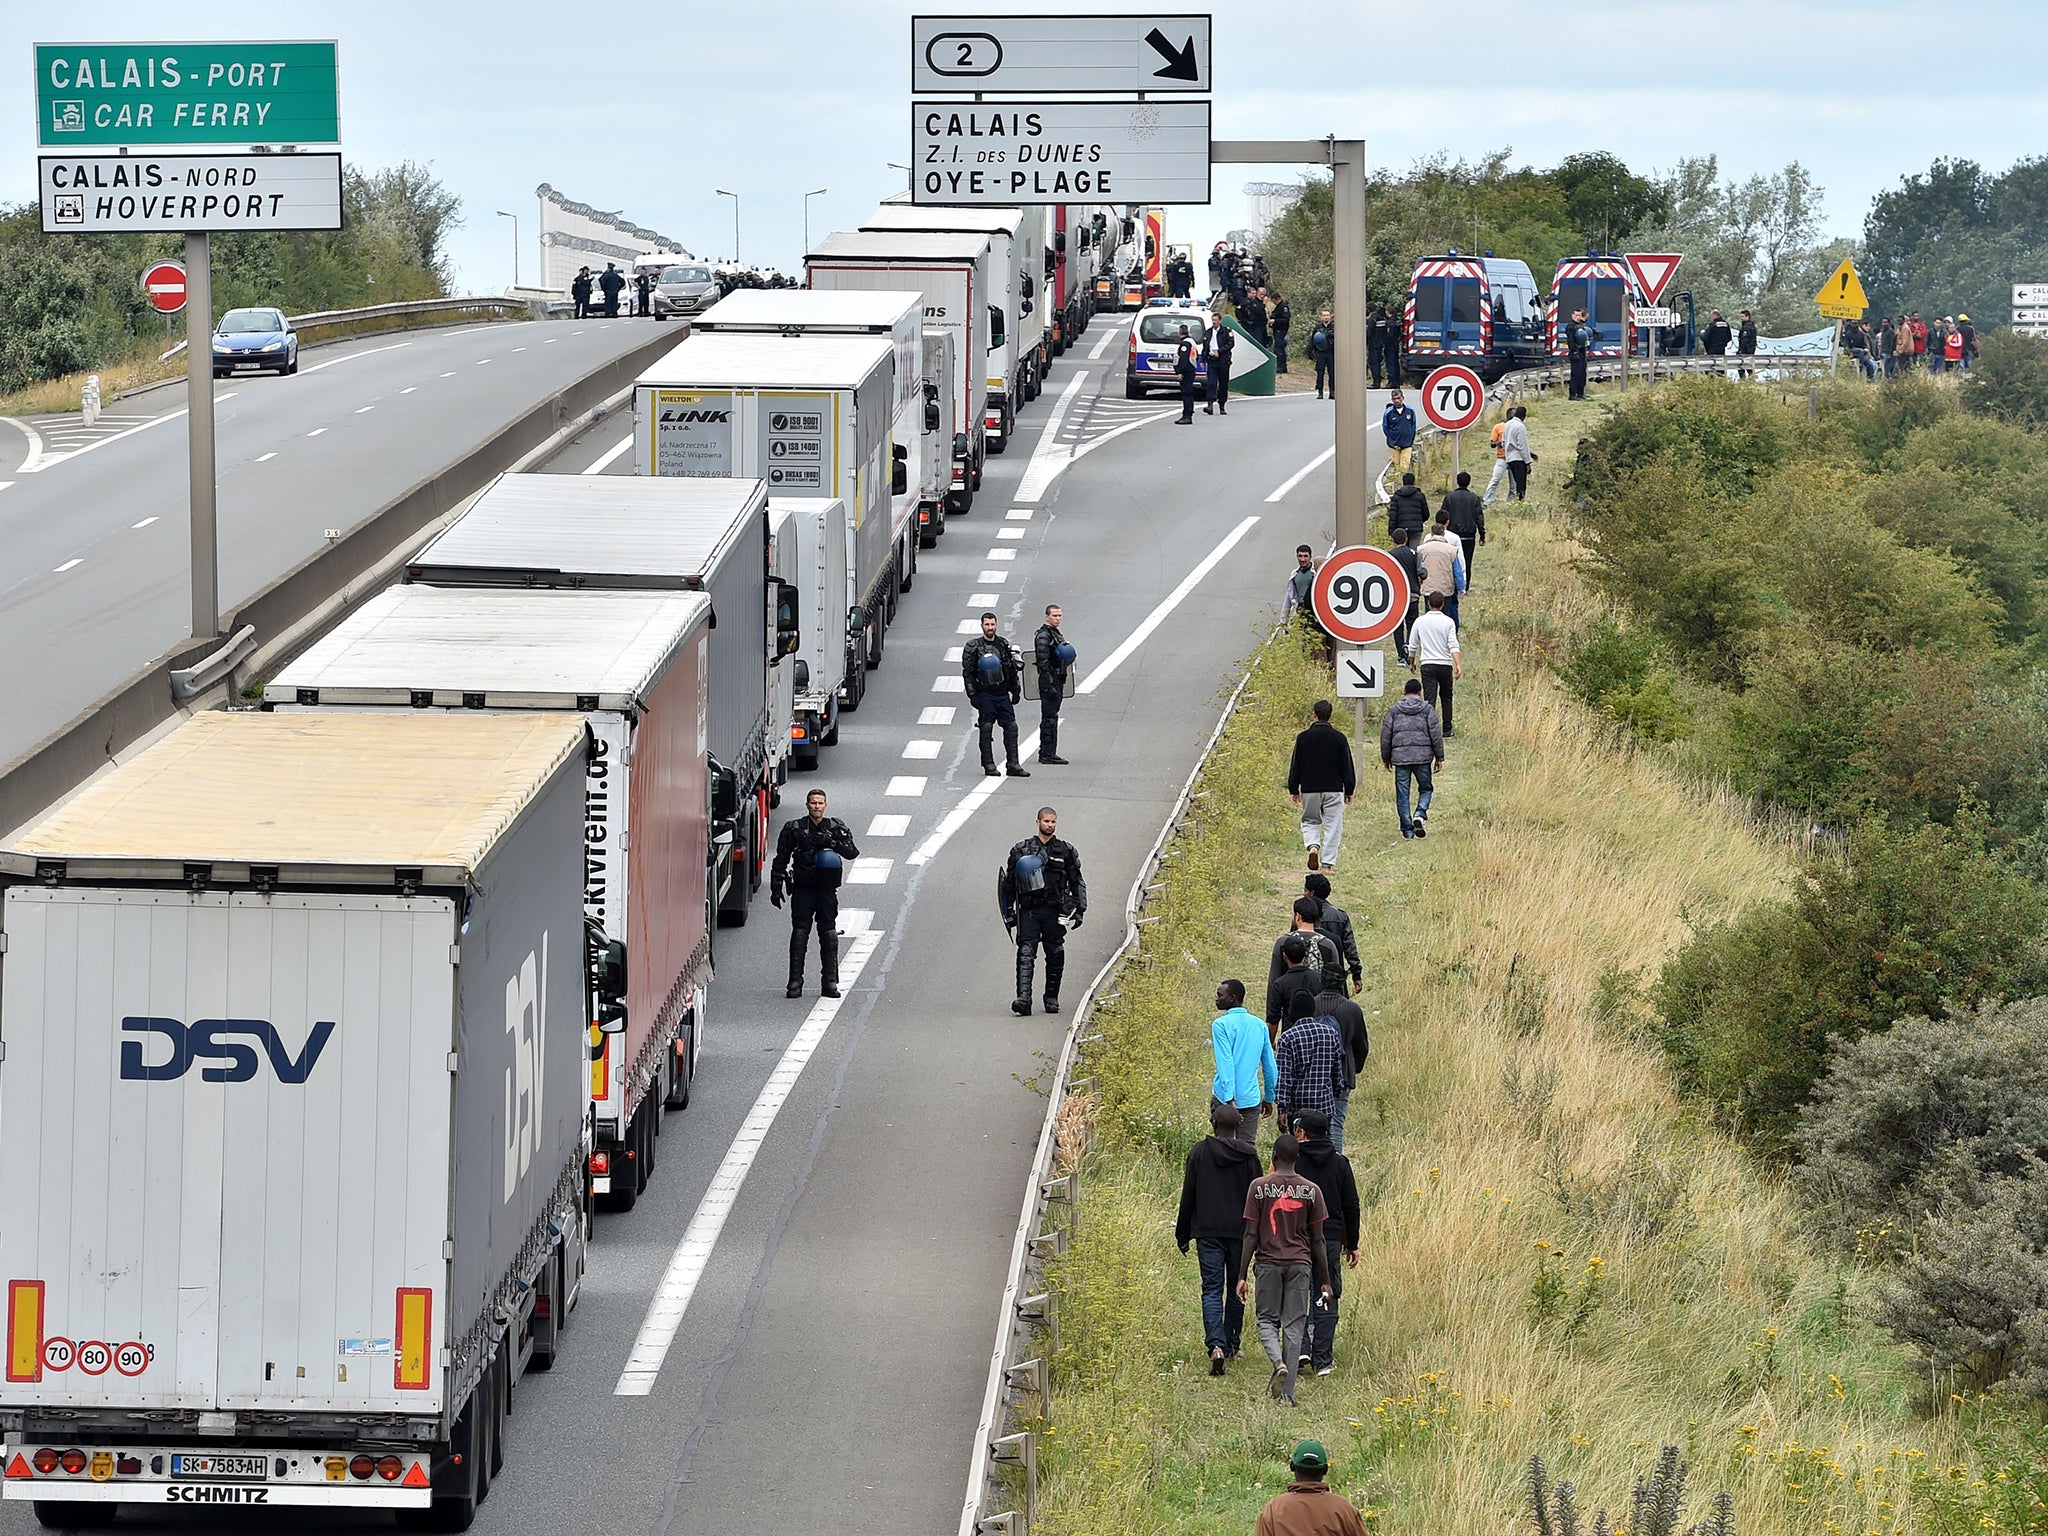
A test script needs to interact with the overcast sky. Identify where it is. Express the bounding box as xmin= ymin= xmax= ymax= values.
xmin=5 ymin=0 xmax=2045 ymax=294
